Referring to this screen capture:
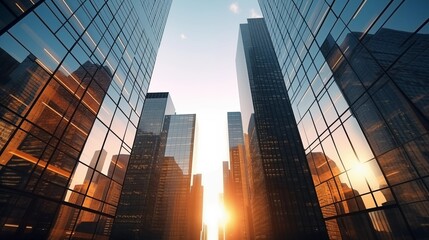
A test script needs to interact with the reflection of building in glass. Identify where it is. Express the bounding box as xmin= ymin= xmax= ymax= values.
xmin=223 ymin=112 xmax=250 ymax=239
xmin=0 ymin=1 xmax=172 ymax=239
xmin=258 ymin=1 xmax=429 ymax=239
xmin=236 ymin=18 xmax=328 ymax=239
xmin=112 ymin=93 xmax=199 ymax=240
